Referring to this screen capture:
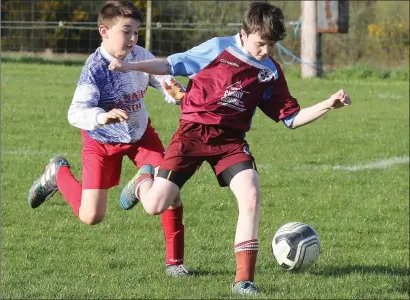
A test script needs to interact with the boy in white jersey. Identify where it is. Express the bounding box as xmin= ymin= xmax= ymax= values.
xmin=28 ymin=0 xmax=188 ymax=277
